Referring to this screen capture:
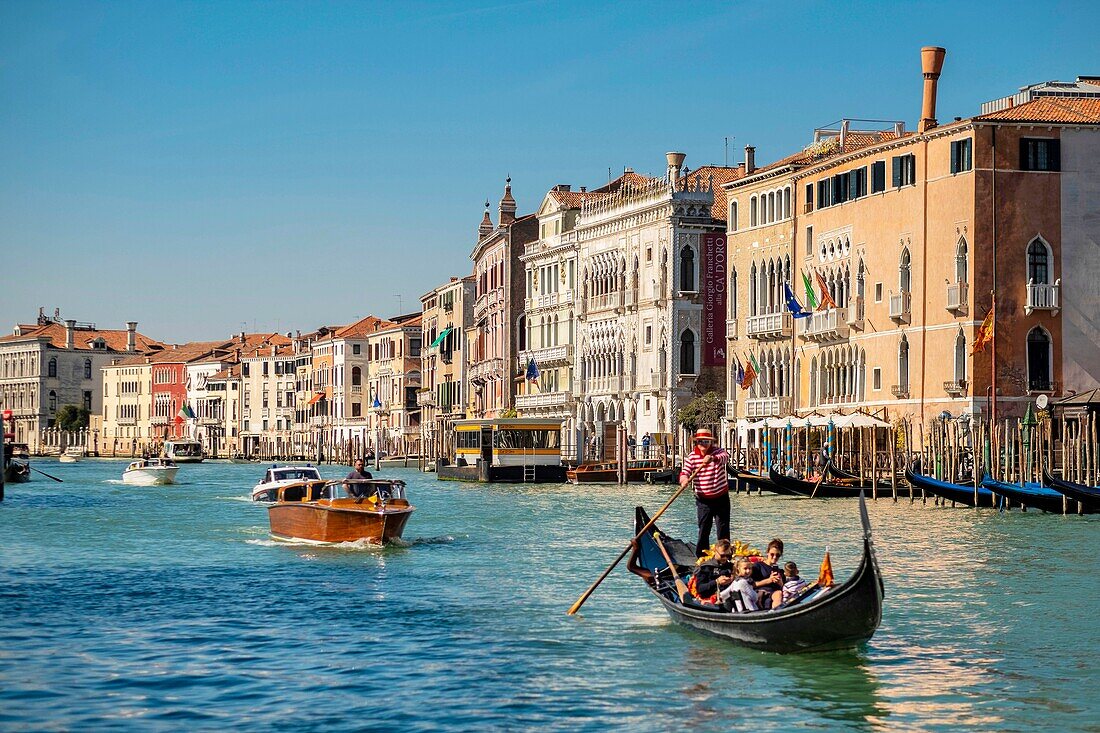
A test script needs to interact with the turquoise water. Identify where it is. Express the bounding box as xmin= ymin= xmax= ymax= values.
xmin=1 ymin=460 xmax=1097 ymax=732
